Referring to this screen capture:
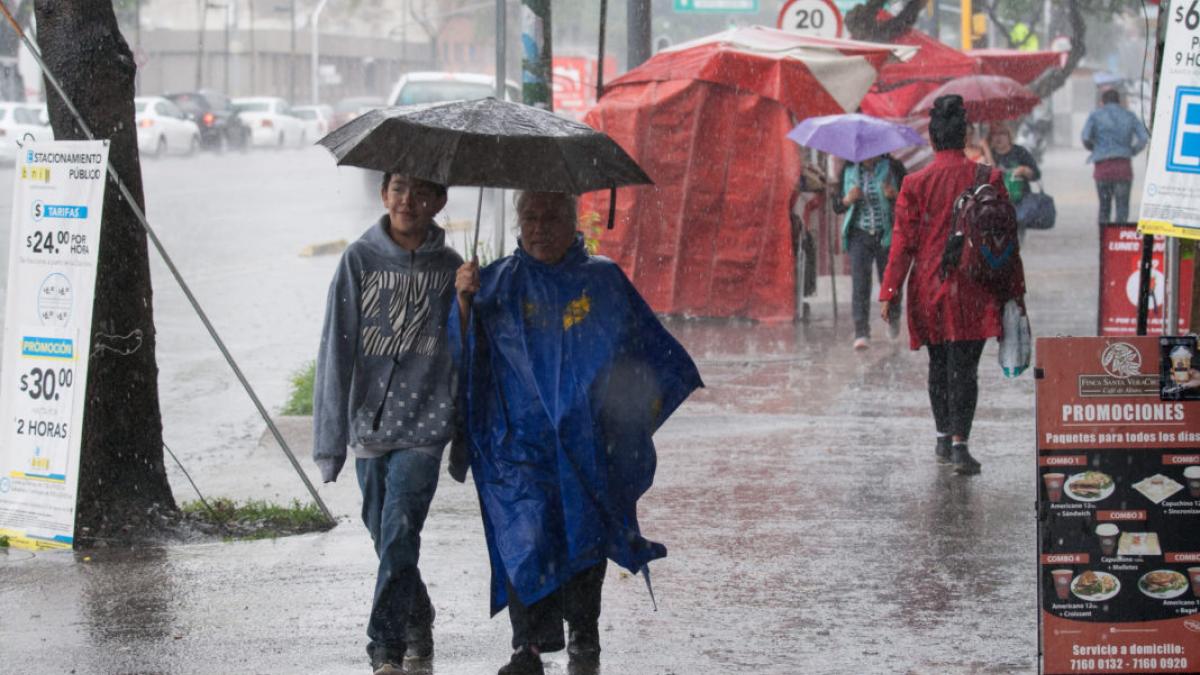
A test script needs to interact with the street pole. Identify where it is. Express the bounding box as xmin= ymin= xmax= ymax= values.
xmin=250 ymin=0 xmax=256 ymax=95
xmin=311 ymin=0 xmax=329 ymax=105
xmin=931 ymin=0 xmax=939 ymax=42
xmin=1140 ymin=0 xmax=1170 ymax=335
xmin=289 ymin=0 xmax=296 ymax=102
xmin=494 ymin=0 xmax=508 ymax=257
xmin=597 ymin=0 xmax=607 ymax=99
xmin=225 ymin=2 xmax=231 ymax=93
xmin=960 ymin=0 xmax=972 ymax=51
xmin=627 ymin=0 xmax=650 ymax=69
xmin=520 ymin=0 xmax=551 ymax=110
xmin=196 ymin=0 xmax=206 ymax=89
